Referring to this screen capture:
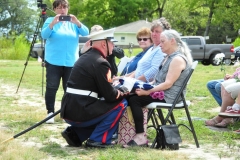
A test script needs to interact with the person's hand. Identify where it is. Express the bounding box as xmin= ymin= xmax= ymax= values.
xmin=118 ymin=86 xmax=129 ymax=95
xmin=49 ymin=14 xmax=61 ymax=29
xmin=81 ymin=40 xmax=92 ymax=53
xmin=135 ymin=88 xmax=150 ymax=96
xmin=224 ymin=74 xmax=232 ymax=80
xmin=112 ymin=76 xmax=121 ymax=82
xmin=69 ymin=14 xmax=81 ymax=27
